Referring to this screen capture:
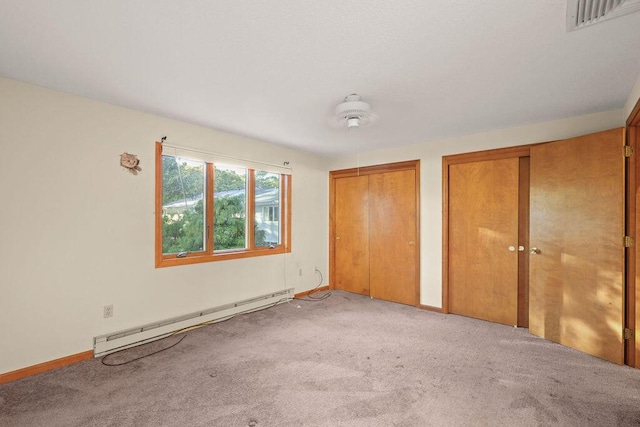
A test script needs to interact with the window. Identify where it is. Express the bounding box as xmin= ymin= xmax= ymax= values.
xmin=213 ymin=165 xmax=247 ymax=251
xmin=161 ymin=157 xmax=206 ymax=255
xmin=255 ymin=171 xmax=280 ymax=247
xmin=155 ymin=142 xmax=291 ymax=267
